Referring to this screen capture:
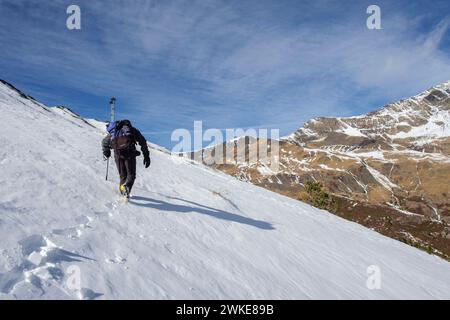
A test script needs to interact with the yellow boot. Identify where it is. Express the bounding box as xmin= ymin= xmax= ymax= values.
xmin=119 ymin=184 xmax=127 ymax=195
